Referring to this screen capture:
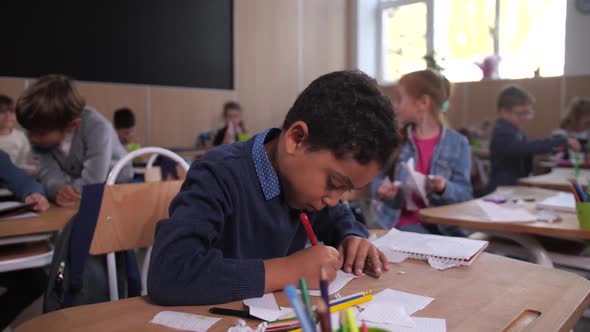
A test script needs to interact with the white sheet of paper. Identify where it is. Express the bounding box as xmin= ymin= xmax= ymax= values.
xmin=474 ymin=200 xmax=537 ymax=222
xmin=150 ymin=311 xmax=221 ymax=331
xmin=536 ymin=192 xmax=576 ymax=213
xmin=359 ymin=289 xmax=434 ymax=315
xmin=308 ymin=270 xmax=358 ymax=296
xmin=244 ymin=293 xmax=284 ymax=321
xmin=365 ymin=317 xmax=446 ymax=332
xmin=402 ymin=158 xmax=429 ymax=206
xmin=357 ymin=302 xmax=415 ymax=327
